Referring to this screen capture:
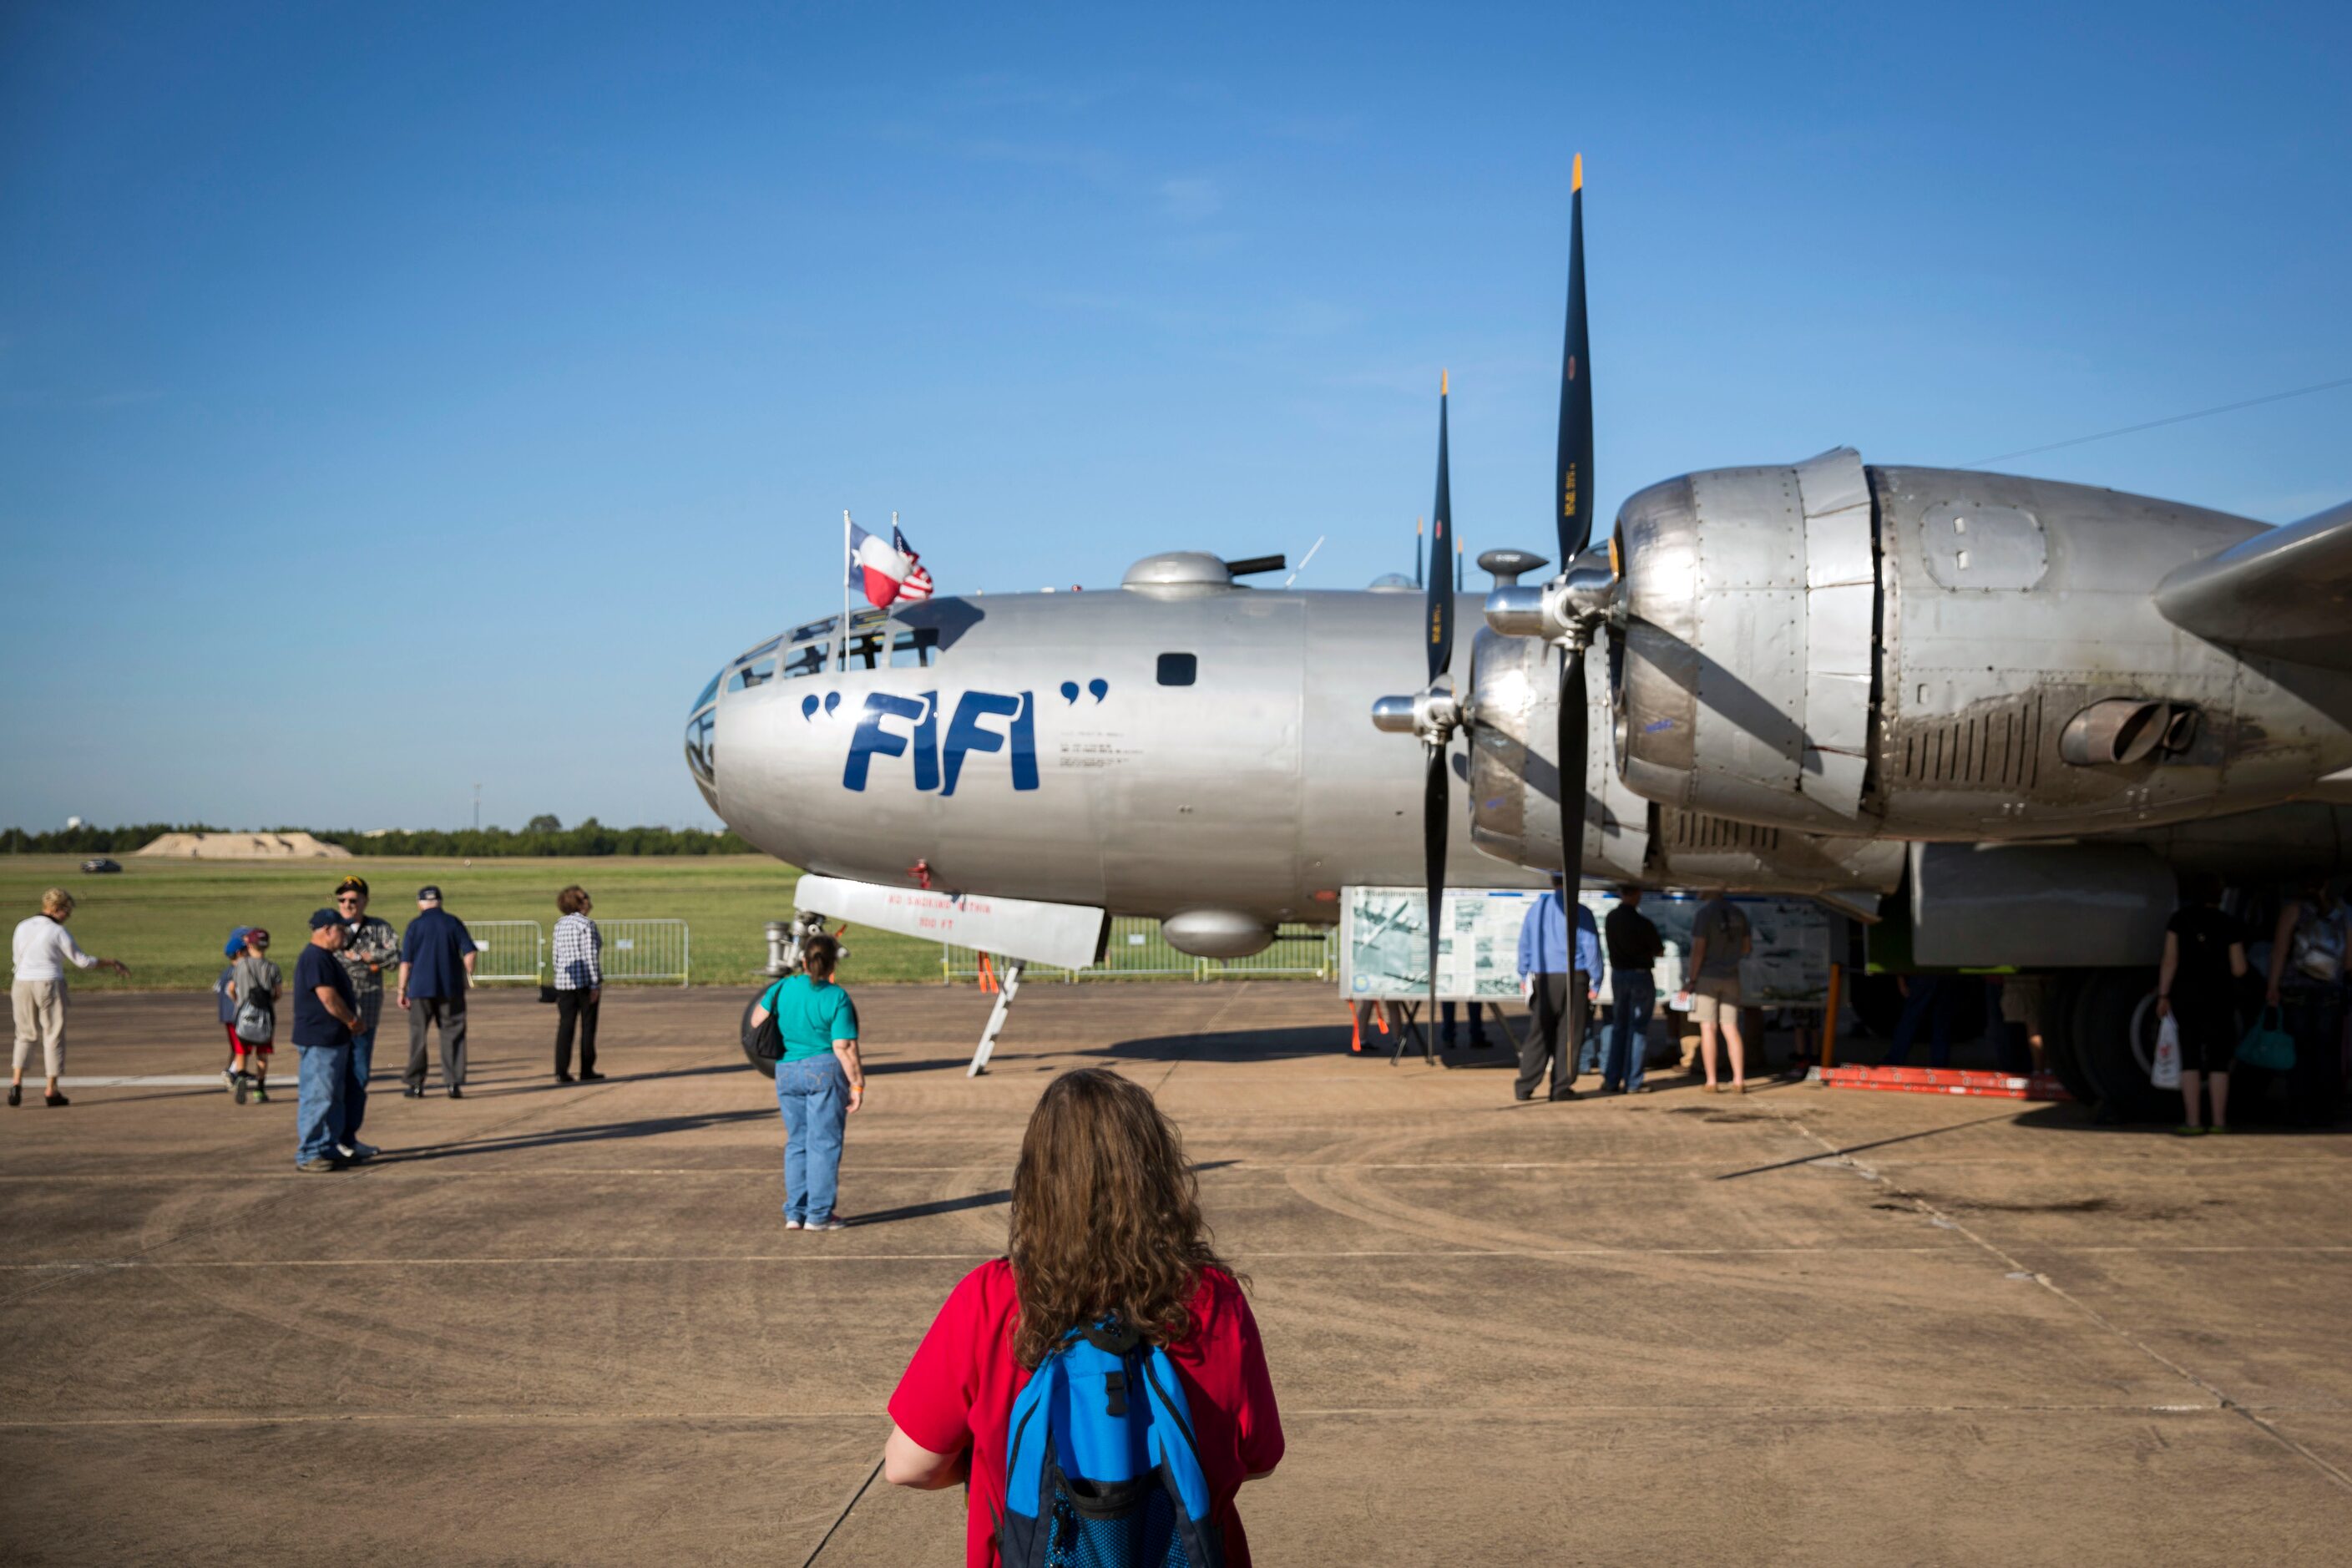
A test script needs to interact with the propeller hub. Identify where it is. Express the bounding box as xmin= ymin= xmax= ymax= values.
xmin=1484 ymin=553 xmax=1617 ymax=645
xmin=1368 ymin=684 xmax=1463 ymax=745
